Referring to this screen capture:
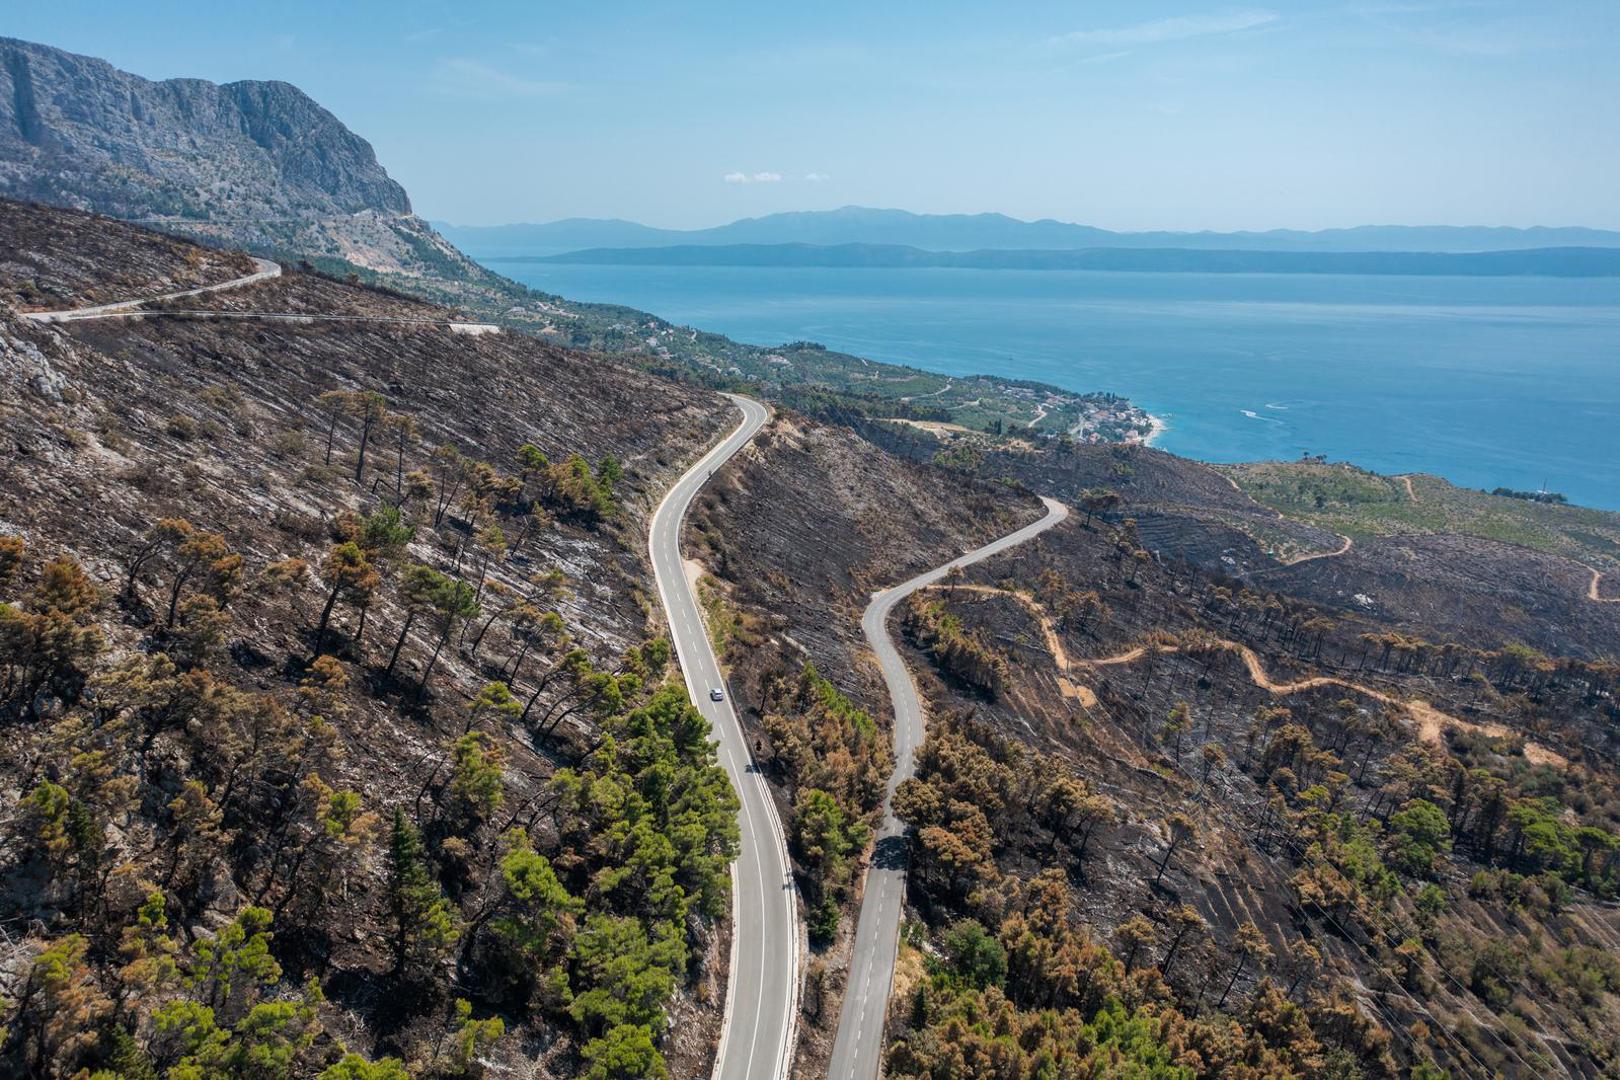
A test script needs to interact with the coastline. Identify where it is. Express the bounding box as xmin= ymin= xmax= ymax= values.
xmin=485 ymin=261 xmax=1620 ymax=511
